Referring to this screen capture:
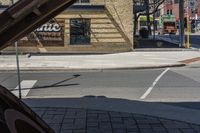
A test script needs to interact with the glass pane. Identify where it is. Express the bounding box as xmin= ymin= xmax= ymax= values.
xmin=70 ymin=18 xmax=91 ymax=45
